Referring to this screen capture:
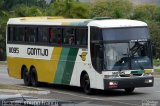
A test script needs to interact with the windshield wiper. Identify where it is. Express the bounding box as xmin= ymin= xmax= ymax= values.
xmin=129 ymin=42 xmax=144 ymax=70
